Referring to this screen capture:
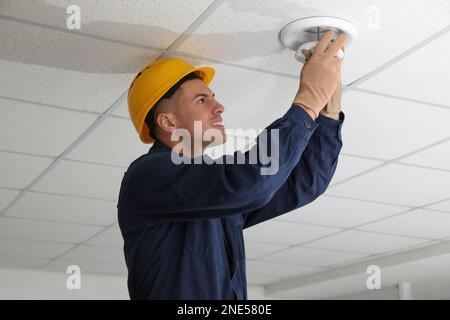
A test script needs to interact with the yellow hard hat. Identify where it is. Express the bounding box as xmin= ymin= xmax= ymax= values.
xmin=127 ymin=57 xmax=215 ymax=143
